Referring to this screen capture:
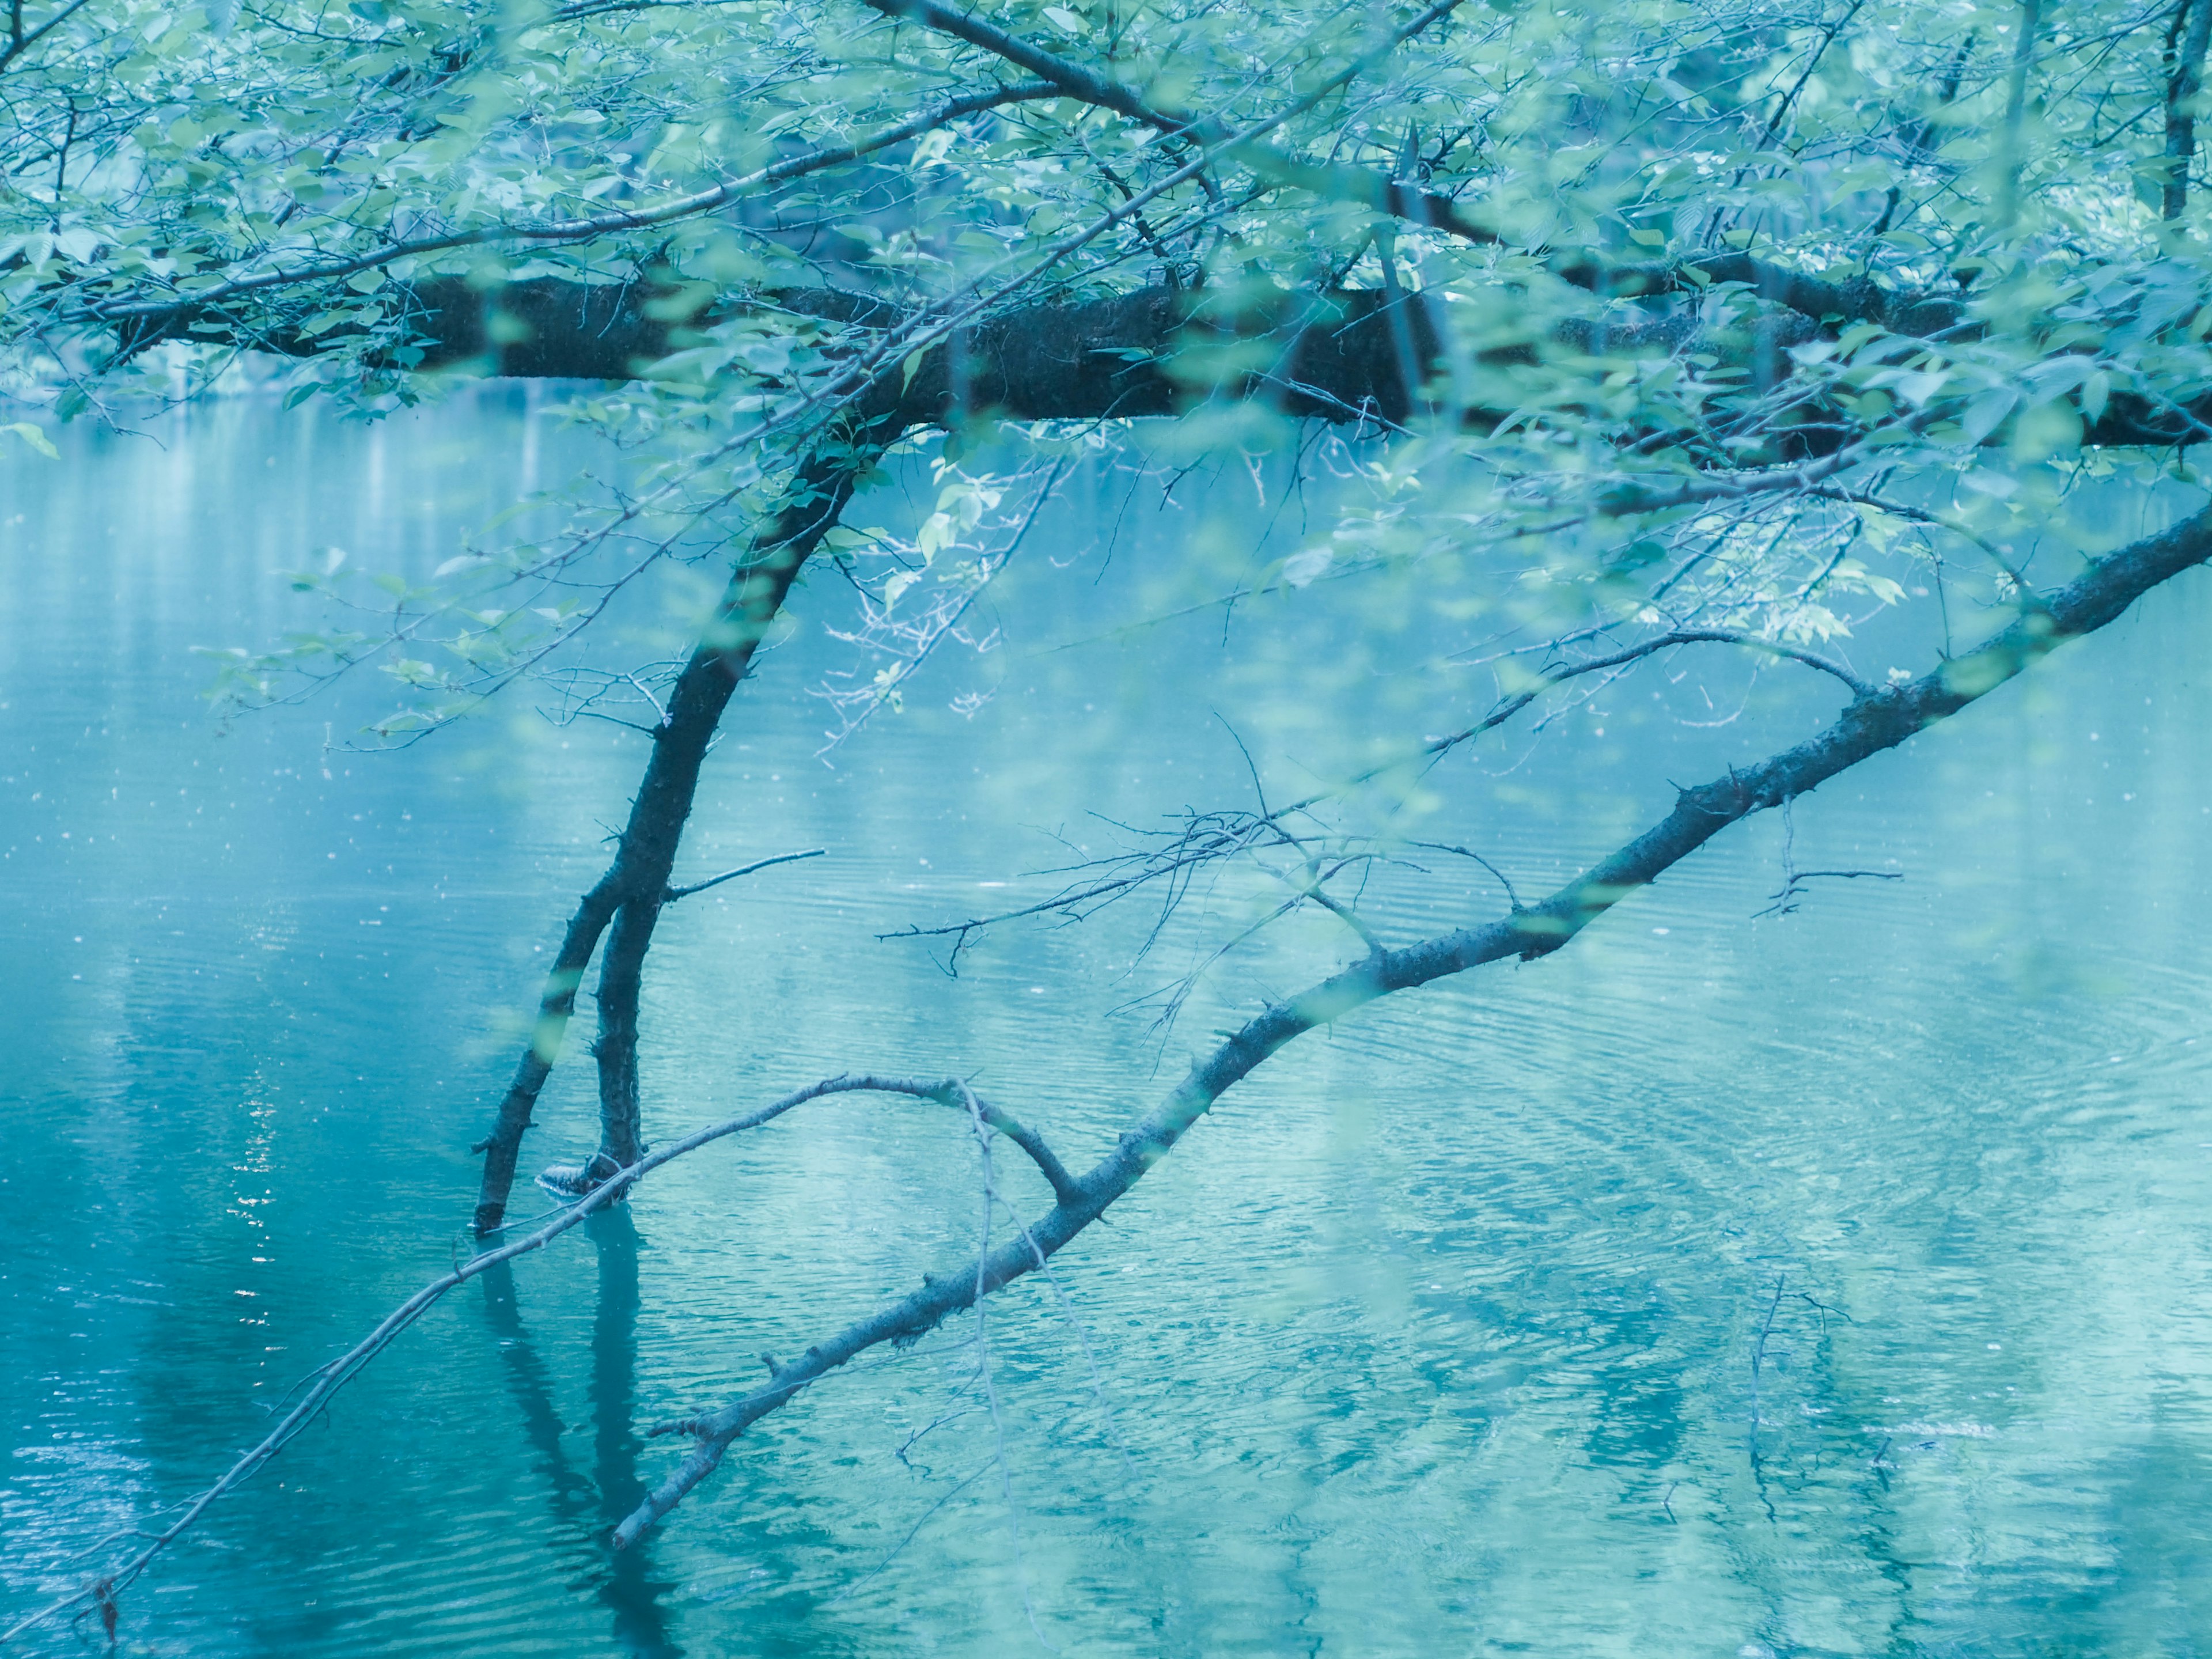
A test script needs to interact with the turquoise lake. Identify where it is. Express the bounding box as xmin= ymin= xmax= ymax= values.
xmin=3 ymin=389 xmax=2210 ymax=1656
